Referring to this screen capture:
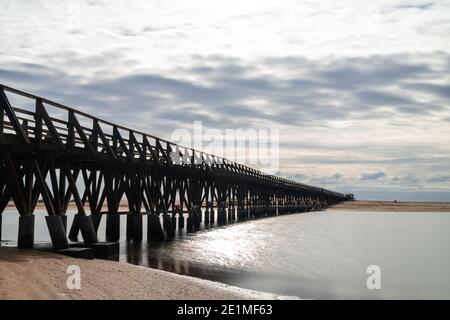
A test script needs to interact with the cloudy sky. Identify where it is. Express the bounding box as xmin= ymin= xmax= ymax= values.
xmin=1 ymin=0 xmax=449 ymax=200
